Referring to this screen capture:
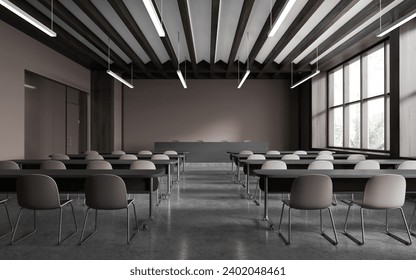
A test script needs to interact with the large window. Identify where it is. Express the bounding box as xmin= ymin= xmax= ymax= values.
xmin=328 ymin=43 xmax=389 ymax=151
